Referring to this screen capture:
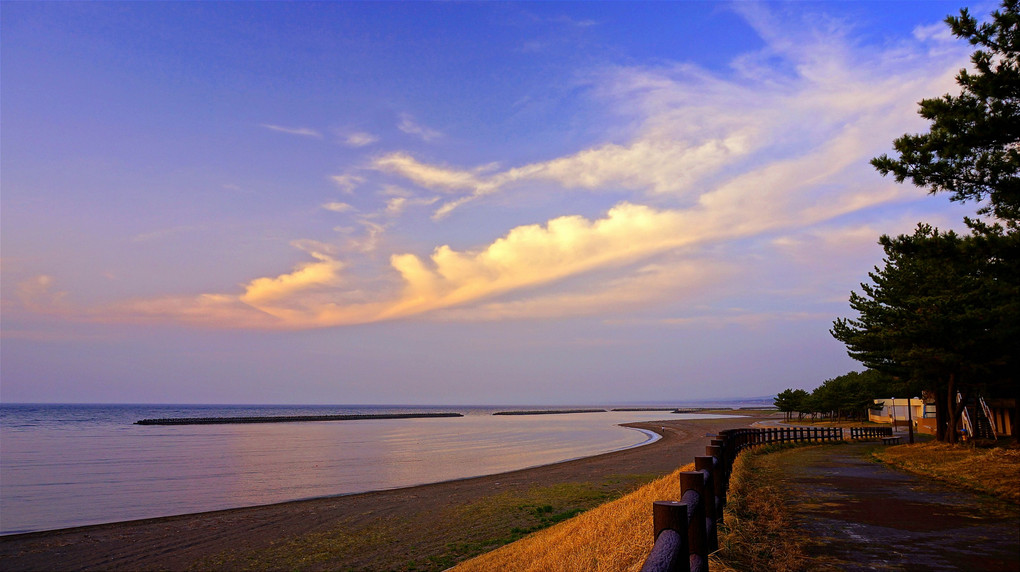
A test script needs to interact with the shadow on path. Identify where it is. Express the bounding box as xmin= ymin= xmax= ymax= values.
xmin=775 ymin=443 xmax=1019 ymax=572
